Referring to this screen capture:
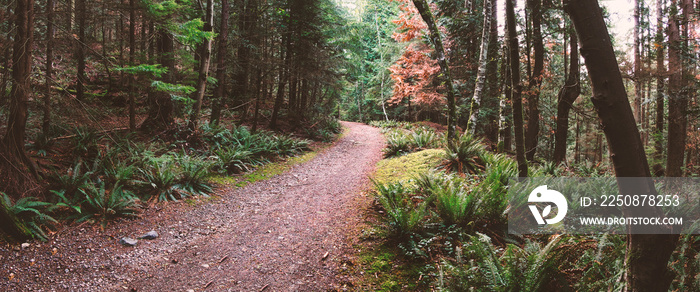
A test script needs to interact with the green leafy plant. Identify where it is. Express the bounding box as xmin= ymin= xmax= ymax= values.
xmin=177 ymin=154 xmax=213 ymax=196
xmin=410 ymin=127 xmax=439 ymax=149
xmin=442 ymin=133 xmax=487 ymax=174
xmin=373 ymin=180 xmax=426 ymax=238
xmin=103 ymin=160 xmax=137 ymax=186
xmin=53 ymin=161 xmax=93 ymax=203
xmin=137 ymin=159 xmax=183 ymax=201
xmin=2 ymin=193 xmax=57 ymax=241
xmin=439 ymin=234 xmax=579 ymax=291
xmin=72 ymin=127 xmax=100 ymax=159
xmin=431 ymin=177 xmax=479 ymax=228
xmin=78 ymin=181 xmax=139 ymax=228
xmin=384 ymin=131 xmax=411 ymax=158
xmin=213 ymin=146 xmax=255 ymax=174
